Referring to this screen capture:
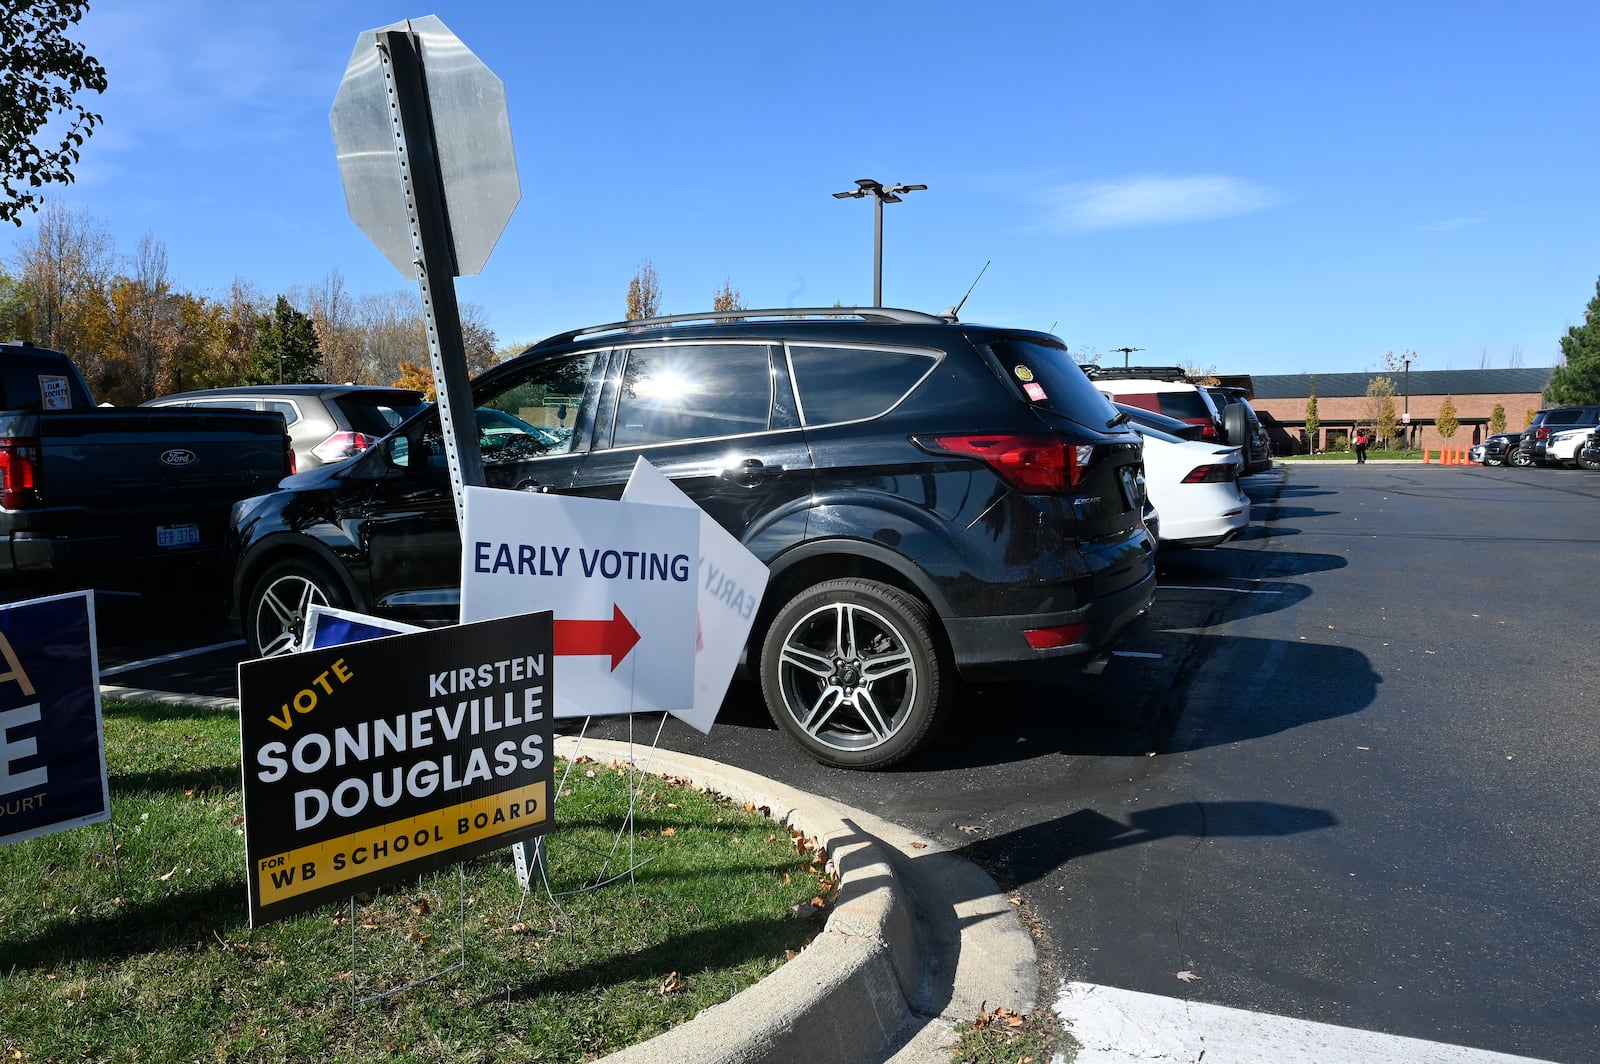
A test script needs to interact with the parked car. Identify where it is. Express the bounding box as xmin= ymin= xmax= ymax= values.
xmin=1129 ymin=423 xmax=1249 ymax=547
xmin=224 ymin=308 xmax=1158 ymax=769
xmin=1516 ymin=406 xmax=1600 ymax=466
xmin=145 ymin=384 xmax=427 ymax=471
xmin=1468 ymin=442 xmax=1485 ymax=464
xmin=1087 ymin=366 xmax=1226 ymax=442
xmin=1204 ymin=386 xmax=1275 ymax=474
xmin=1580 ymin=431 xmax=1600 ymax=471
xmin=0 ymin=341 xmax=293 ymax=601
xmin=1478 ymin=432 xmax=1525 ymax=466
xmin=1541 ymin=425 xmax=1596 ymax=468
